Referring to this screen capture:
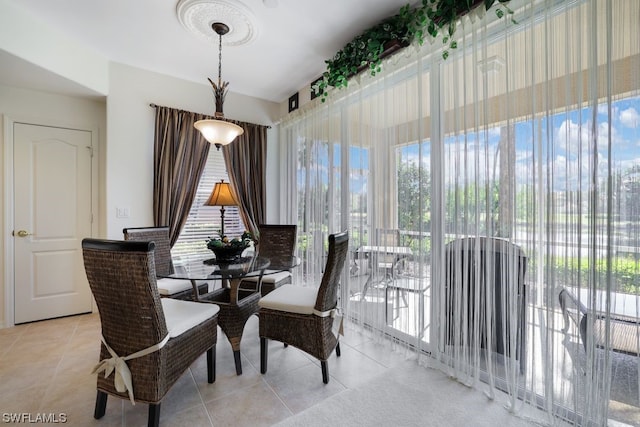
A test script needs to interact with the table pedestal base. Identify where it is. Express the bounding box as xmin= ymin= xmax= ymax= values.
xmin=202 ymin=286 xmax=260 ymax=375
